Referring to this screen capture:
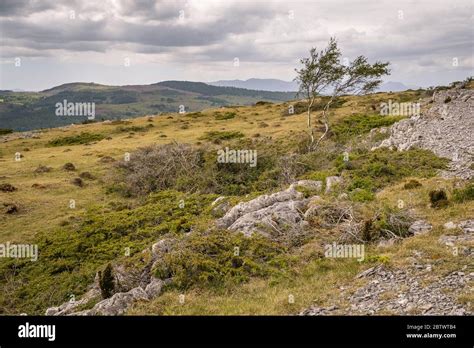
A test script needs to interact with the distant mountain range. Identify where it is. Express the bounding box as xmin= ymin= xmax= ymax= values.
xmin=210 ymin=78 xmax=418 ymax=93
xmin=377 ymin=81 xmax=420 ymax=92
xmin=0 ymin=81 xmax=296 ymax=131
xmin=210 ymin=78 xmax=299 ymax=92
